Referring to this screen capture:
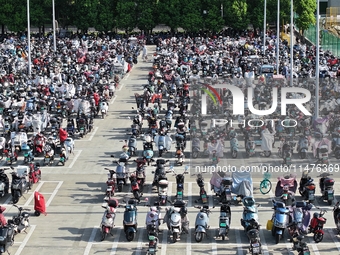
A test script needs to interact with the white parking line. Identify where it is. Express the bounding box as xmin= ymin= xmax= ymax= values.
xmin=109 ymin=228 xmax=122 ymax=255
xmin=2 ymin=196 xmax=12 ymax=206
xmin=117 ymin=83 xmax=125 ymax=91
xmin=45 ymin=181 xmax=63 ymax=207
xmin=208 ymin=188 xmax=214 ymax=208
xmin=259 ymin=229 xmax=270 ymax=255
xmin=135 ymin=228 xmax=145 ymax=255
xmin=160 ymin=229 xmax=168 ymax=255
xmin=186 ymin=182 xmax=192 ymax=255
xmin=327 ymin=229 xmax=340 ymax=252
xmin=187 ymin=182 xmax=192 ymax=207
xmin=167 ymin=182 xmax=172 ymax=202
xmin=68 ymin=150 xmax=82 ymax=168
xmin=235 ymin=227 xmax=244 ymax=255
xmin=87 ymin=127 xmax=98 ymax=141
xmin=14 ymin=225 xmax=36 ymax=255
xmin=211 ymin=233 xmax=218 ymax=255
xmin=186 ymin=227 xmax=192 ymax=255
xmin=75 ymin=127 xmax=99 ymax=142
xmin=310 ymin=242 xmax=321 ymax=255
xmin=23 ymin=181 xmax=44 ymax=207
xmin=123 ymin=73 xmax=130 ymax=81
xmin=110 ymin=95 xmax=117 ymax=104
xmin=84 ymin=226 xmax=98 ymax=255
